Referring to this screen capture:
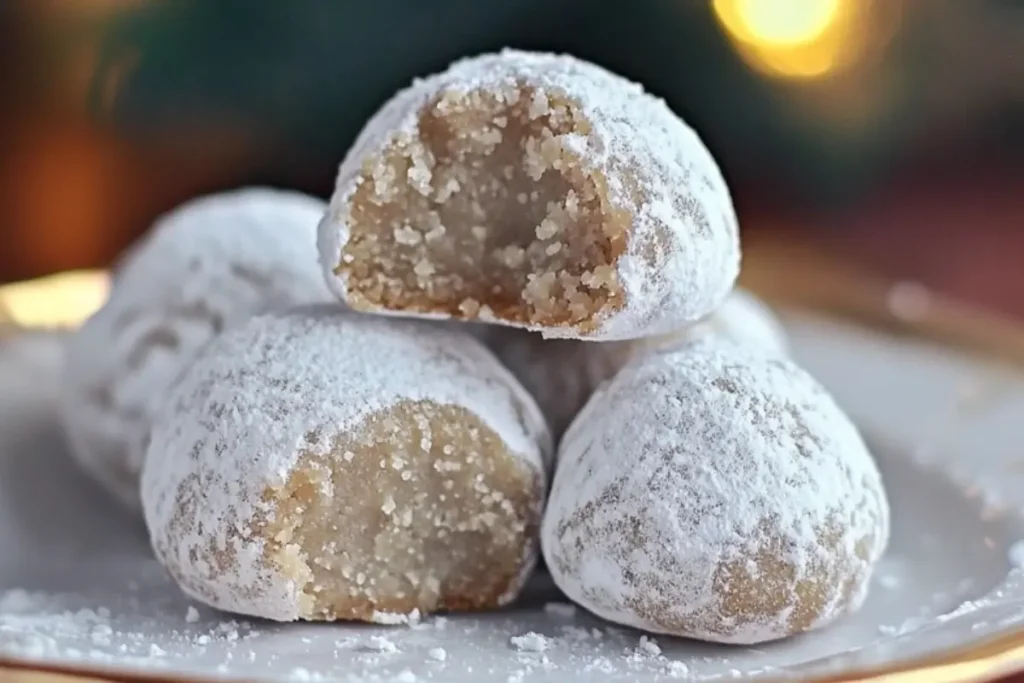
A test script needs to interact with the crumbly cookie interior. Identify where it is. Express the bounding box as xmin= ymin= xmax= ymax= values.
xmin=342 ymin=85 xmax=628 ymax=330
xmin=260 ymin=399 xmax=540 ymax=620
